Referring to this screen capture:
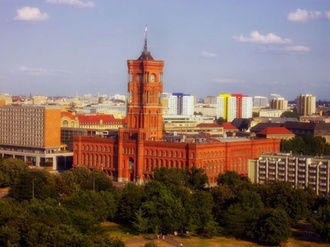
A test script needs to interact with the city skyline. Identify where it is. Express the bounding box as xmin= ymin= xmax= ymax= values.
xmin=0 ymin=0 xmax=329 ymax=100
